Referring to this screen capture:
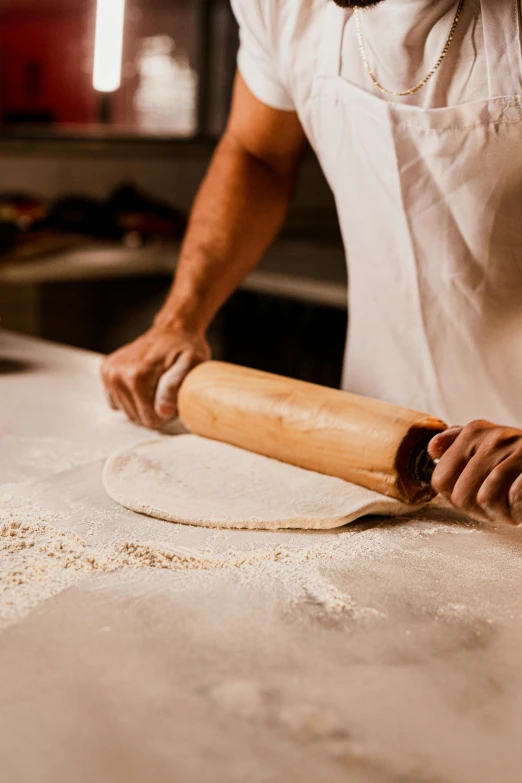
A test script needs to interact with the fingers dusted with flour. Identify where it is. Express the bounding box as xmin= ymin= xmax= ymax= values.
xmin=101 ymin=325 xmax=210 ymax=430
xmin=429 ymin=421 xmax=522 ymax=525
xmin=154 ymin=347 xmax=209 ymax=420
